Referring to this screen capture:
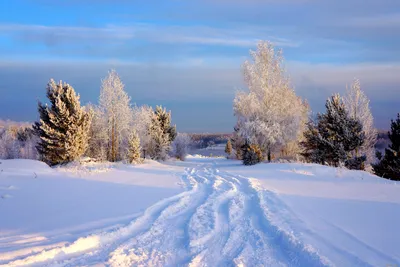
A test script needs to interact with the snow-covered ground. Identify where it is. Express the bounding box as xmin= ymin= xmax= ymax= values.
xmin=0 ymin=157 xmax=399 ymax=266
